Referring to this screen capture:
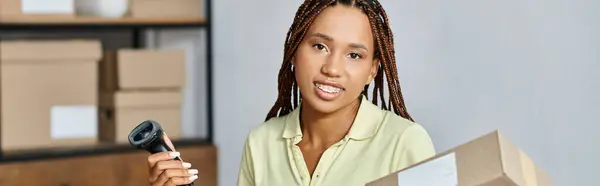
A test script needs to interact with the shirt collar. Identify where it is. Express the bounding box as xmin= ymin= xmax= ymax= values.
xmin=281 ymin=96 xmax=383 ymax=141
